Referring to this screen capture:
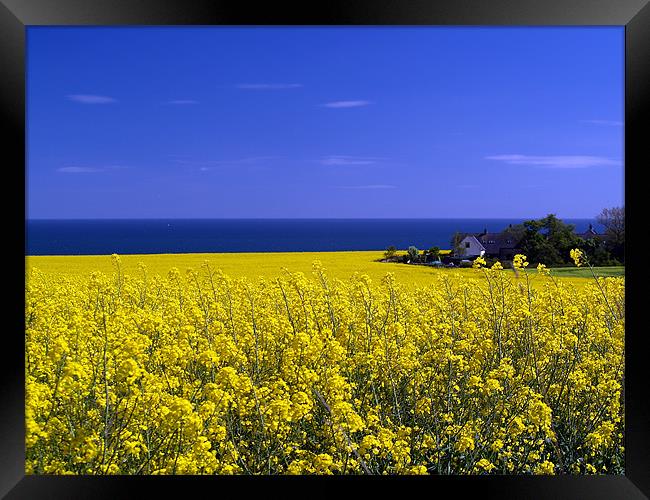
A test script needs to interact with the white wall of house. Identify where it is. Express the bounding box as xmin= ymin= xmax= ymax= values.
xmin=457 ymin=236 xmax=485 ymax=257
